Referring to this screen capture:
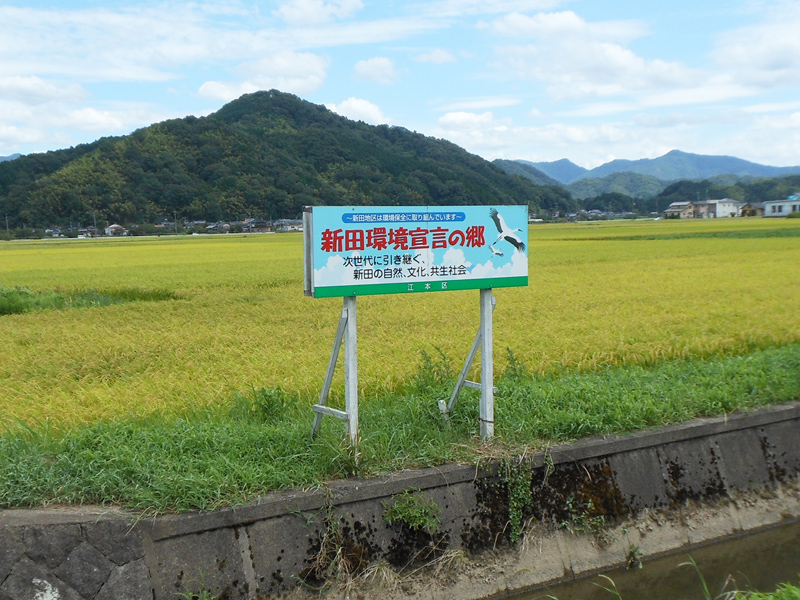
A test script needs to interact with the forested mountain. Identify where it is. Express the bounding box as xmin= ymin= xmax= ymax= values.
xmin=491 ymin=159 xmax=560 ymax=186
xmin=567 ymin=172 xmax=667 ymax=200
xmin=0 ymin=154 xmax=20 ymax=163
xmin=0 ymin=91 xmax=557 ymax=229
xmin=579 ymin=150 xmax=800 ymax=182
xmin=519 ymin=159 xmax=587 ymax=184
xmin=508 ymin=150 xmax=800 ymax=186
xmin=491 ymin=159 xmax=577 ymax=214
xmin=653 ymin=176 xmax=800 ymax=209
